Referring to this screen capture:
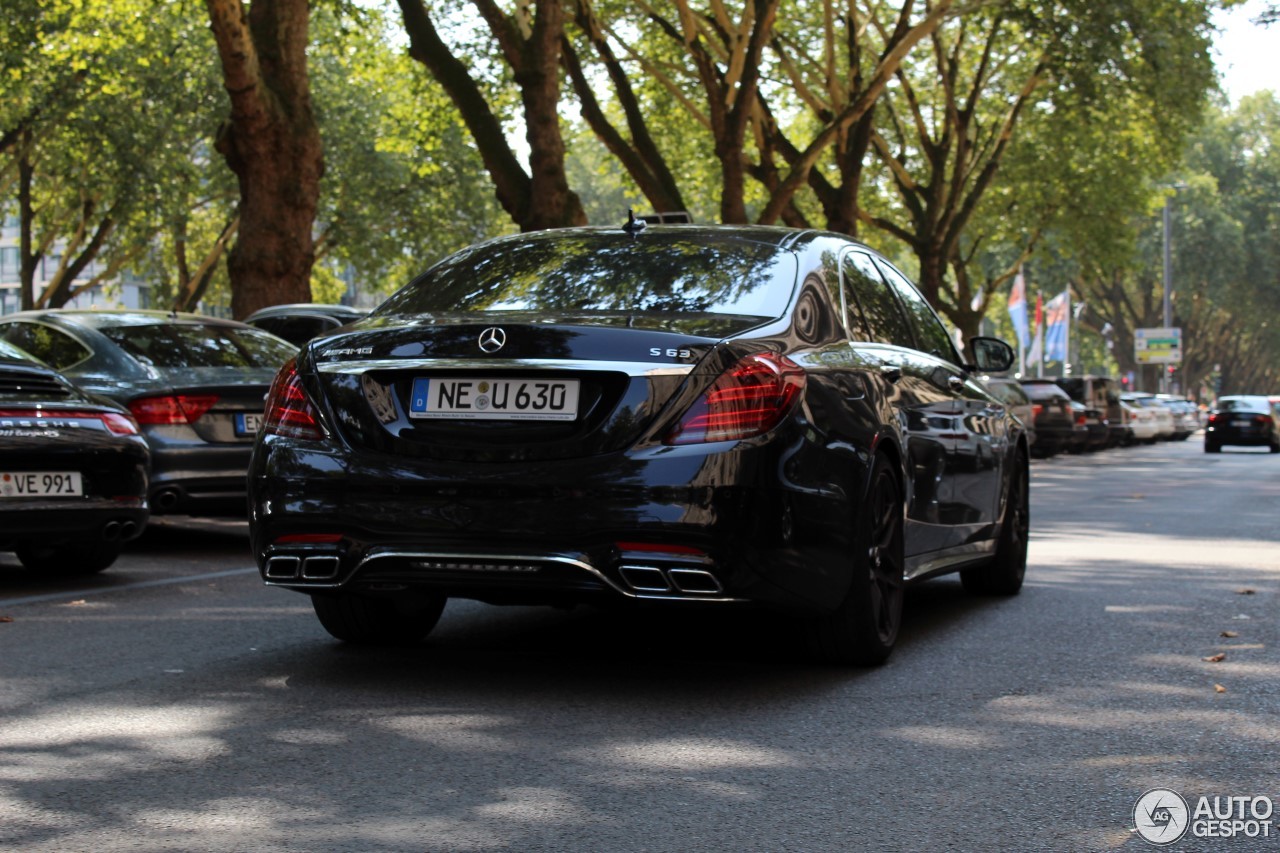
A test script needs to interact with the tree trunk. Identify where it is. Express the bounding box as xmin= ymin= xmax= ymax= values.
xmin=206 ymin=0 xmax=322 ymax=319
